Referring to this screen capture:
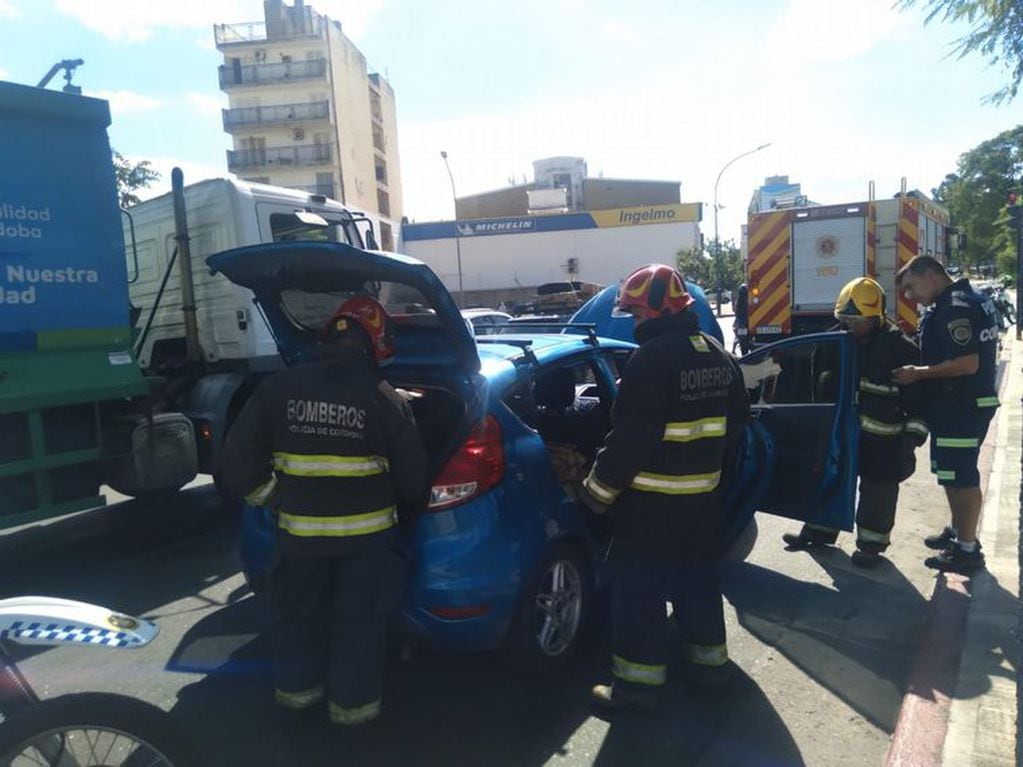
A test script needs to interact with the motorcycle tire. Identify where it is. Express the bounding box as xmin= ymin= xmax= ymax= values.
xmin=0 ymin=692 xmax=203 ymax=767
